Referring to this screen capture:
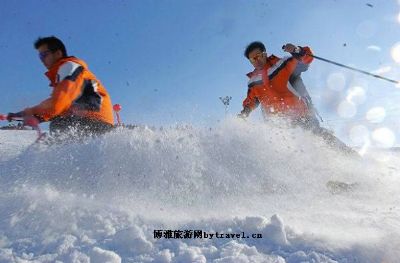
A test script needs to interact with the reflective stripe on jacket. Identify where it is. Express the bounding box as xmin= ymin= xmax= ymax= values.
xmin=24 ymin=57 xmax=114 ymax=125
xmin=243 ymin=46 xmax=313 ymax=118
